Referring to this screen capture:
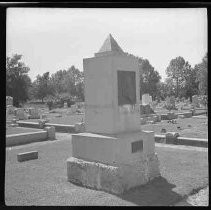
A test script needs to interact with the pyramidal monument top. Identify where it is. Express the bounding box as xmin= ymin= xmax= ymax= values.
xmin=95 ymin=34 xmax=125 ymax=57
